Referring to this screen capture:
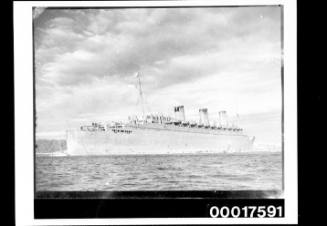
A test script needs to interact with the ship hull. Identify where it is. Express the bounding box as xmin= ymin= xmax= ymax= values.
xmin=66 ymin=125 xmax=254 ymax=155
